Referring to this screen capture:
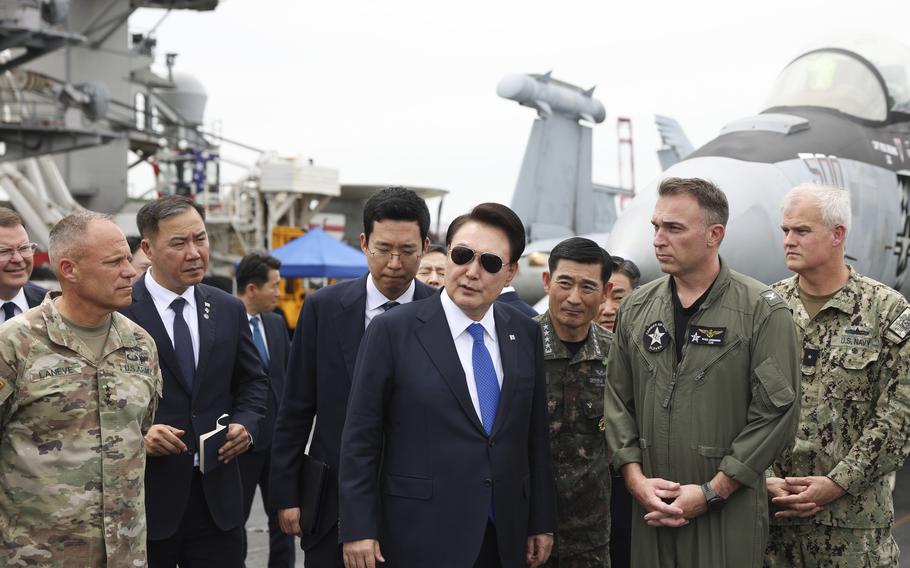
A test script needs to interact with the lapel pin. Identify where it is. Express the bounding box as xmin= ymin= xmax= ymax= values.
xmin=509 ymin=334 xmax=516 ymax=341
xmin=203 ymin=314 xmax=210 ymax=319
